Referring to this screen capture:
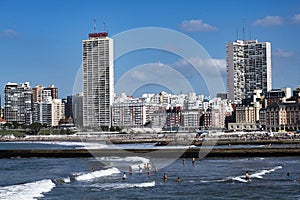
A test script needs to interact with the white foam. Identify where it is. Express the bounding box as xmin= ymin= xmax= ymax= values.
xmin=75 ymin=167 xmax=120 ymax=181
xmin=231 ymin=177 xmax=248 ymax=183
xmin=250 ymin=166 xmax=282 ymax=179
xmin=78 ymin=142 xmax=109 ymax=149
xmin=98 ymin=181 xmax=155 ymax=189
xmin=0 ymin=179 xmax=55 ymax=200
xmin=98 ymin=156 xmax=150 ymax=170
xmin=200 ymin=166 xmax=282 ymax=183
xmin=63 ymin=177 xmax=71 ymax=183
